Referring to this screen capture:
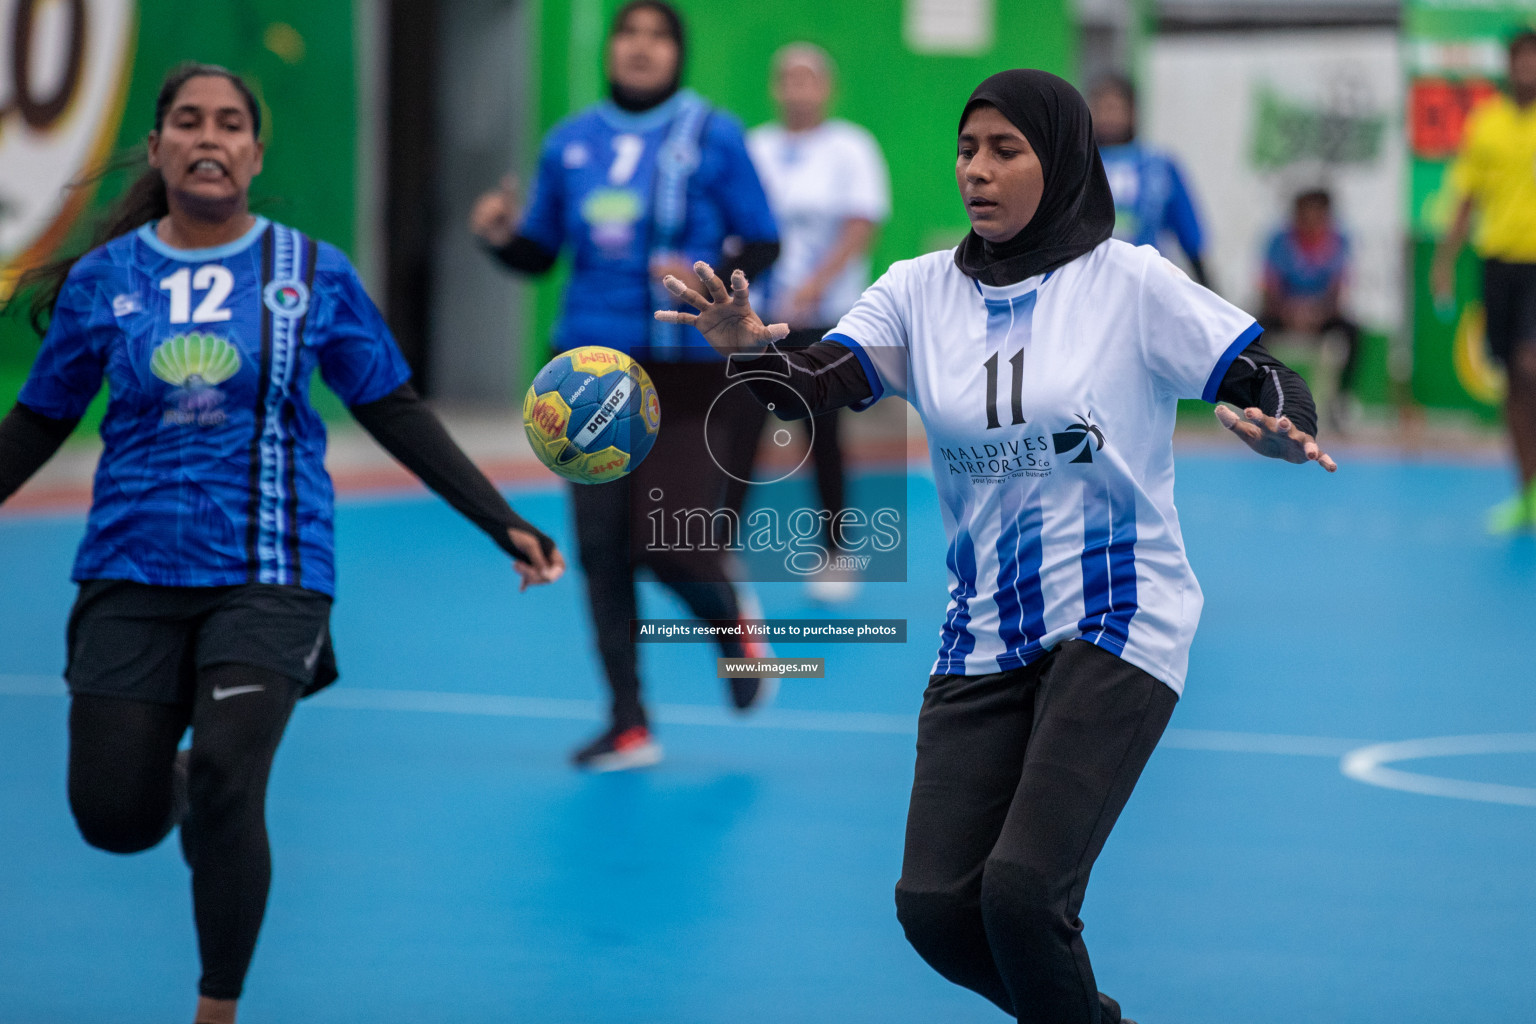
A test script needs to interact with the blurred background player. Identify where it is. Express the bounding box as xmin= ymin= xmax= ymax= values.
xmin=1433 ymin=30 xmax=1536 ymax=533
xmin=1089 ymin=73 xmax=1212 ymax=288
xmin=748 ymin=43 xmax=891 ymax=603
xmin=0 ymin=64 xmax=562 ymax=1024
xmin=469 ymin=0 xmax=780 ymax=770
xmin=1260 ymin=188 xmax=1363 ymax=432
